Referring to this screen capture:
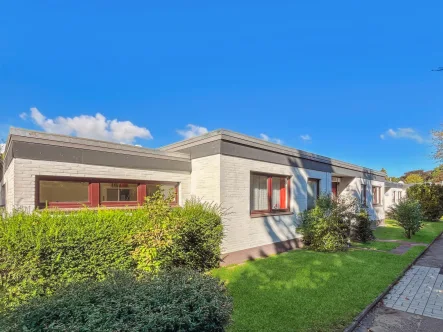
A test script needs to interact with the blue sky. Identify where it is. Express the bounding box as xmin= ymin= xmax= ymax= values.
xmin=1 ymin=1 xmax=442 ymax=176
